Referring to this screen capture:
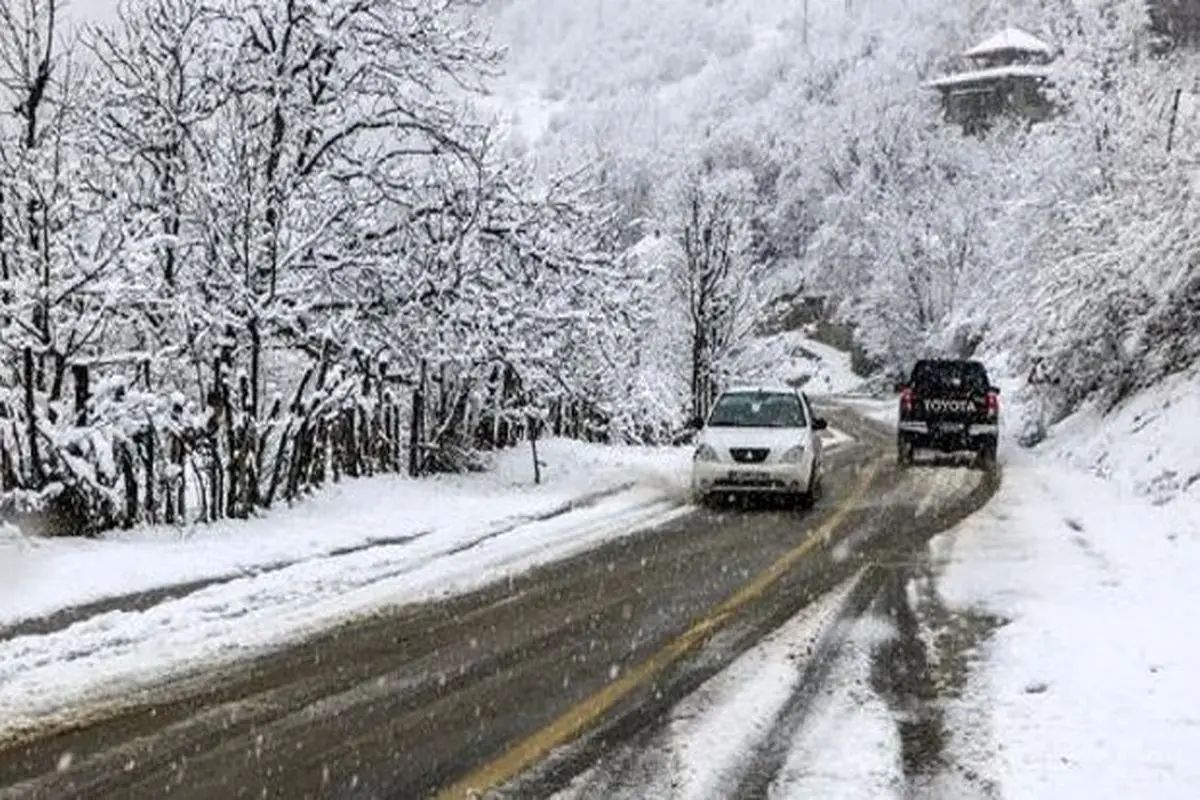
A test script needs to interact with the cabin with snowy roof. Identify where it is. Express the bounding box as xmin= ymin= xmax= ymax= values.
xmin=926 ymin=27 xmax=1056 ymax=133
